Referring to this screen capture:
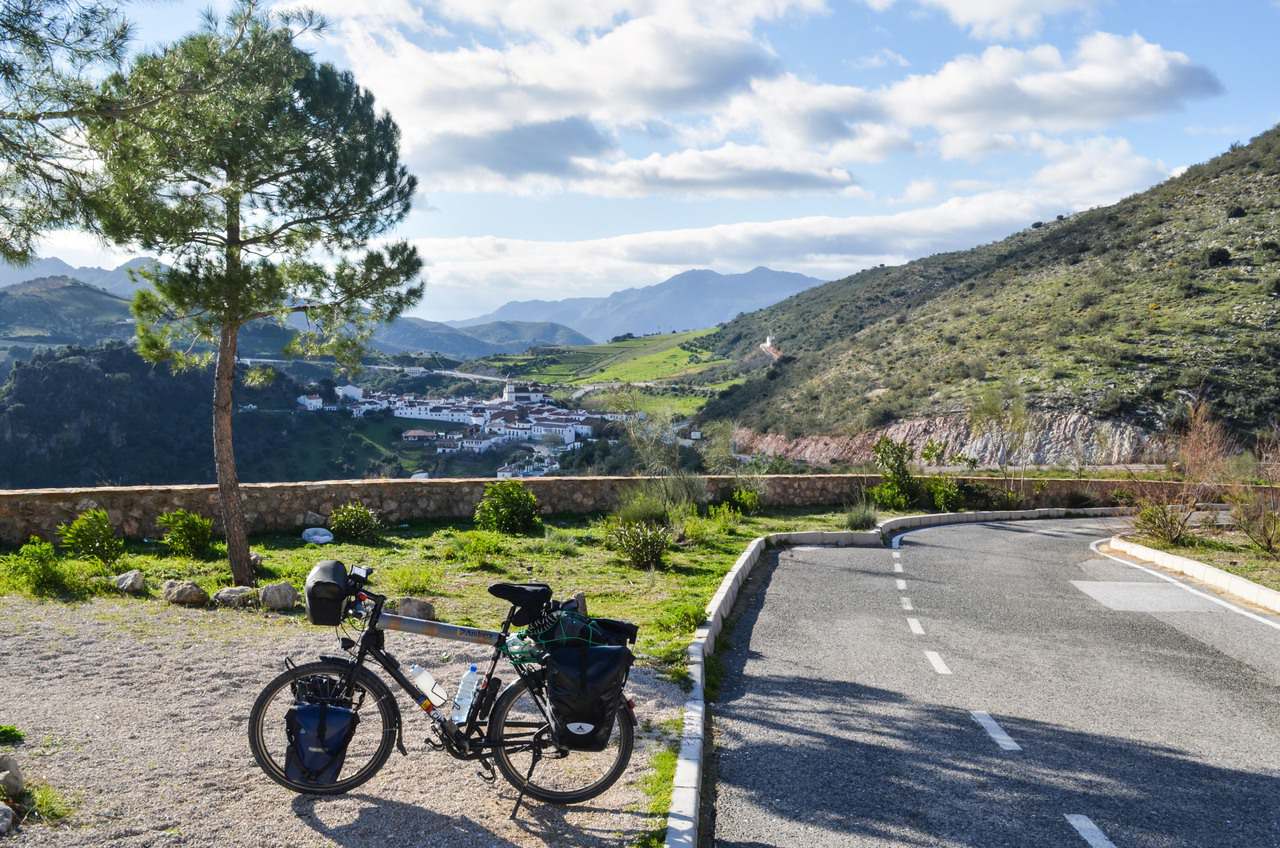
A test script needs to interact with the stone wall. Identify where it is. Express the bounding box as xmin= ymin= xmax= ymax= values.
xmin=0 ymin=474 xmax=1267 ymax=546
